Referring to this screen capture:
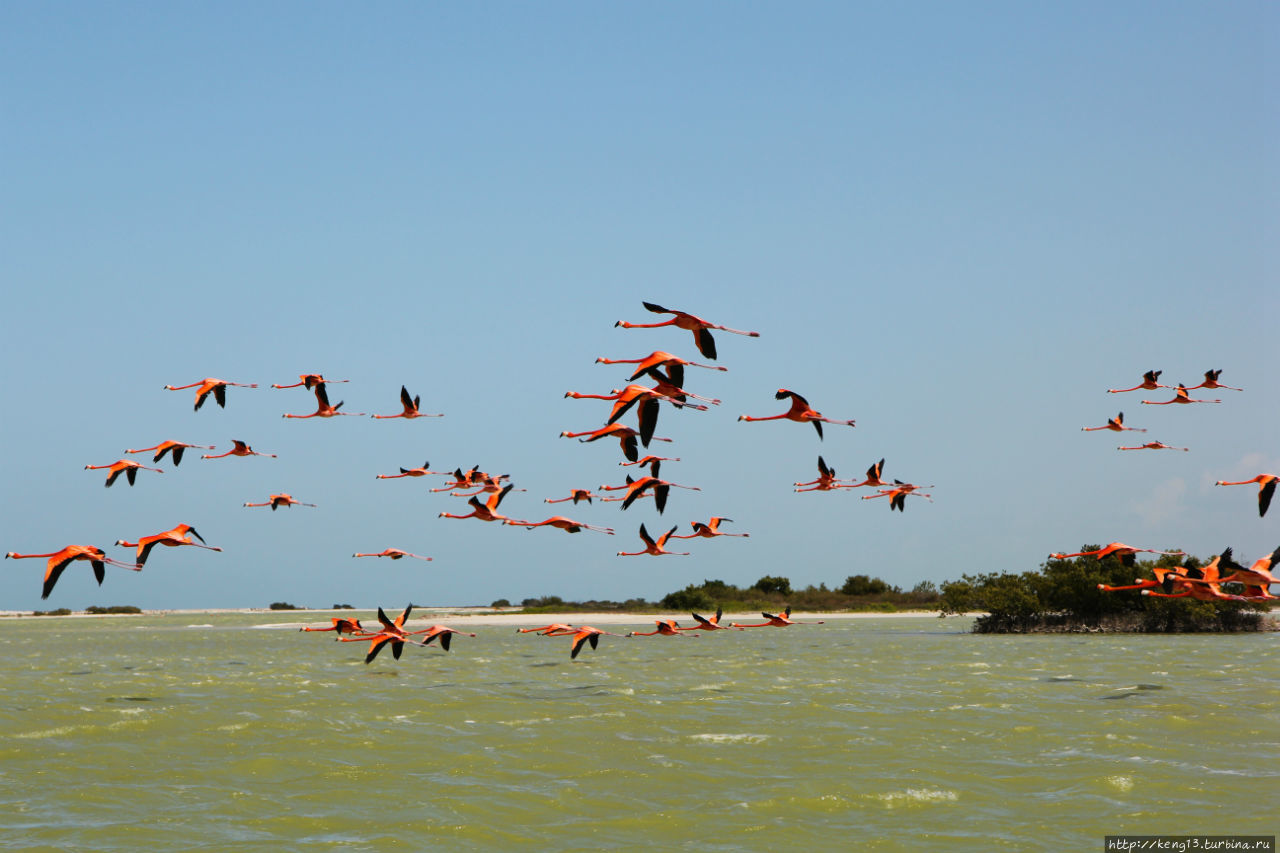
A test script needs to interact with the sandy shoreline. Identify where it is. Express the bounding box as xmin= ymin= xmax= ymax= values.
xmin=0 ymin=607 xmax=950 ymax=626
